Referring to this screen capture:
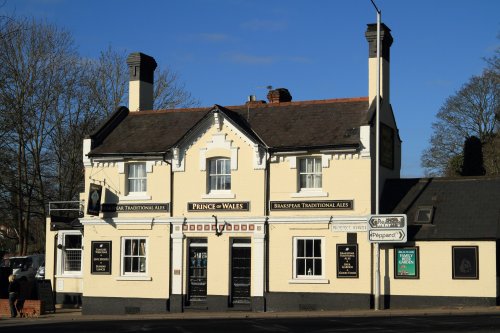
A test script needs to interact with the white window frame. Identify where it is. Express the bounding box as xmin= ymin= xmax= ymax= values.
xmin=290 ymin=237 xmax=328 ymax=284
xmin=205 ymin=157 xmax=233 ymax=198
xmin=121 ymin=237 xmax=148 ymax=277
xmin=127 ymin=162 xmax=147 ymax=194
xmin=298 ymin=157 xmax=322 ymax=191
xmin=57 ymin=231 xmax=83 ymax=277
